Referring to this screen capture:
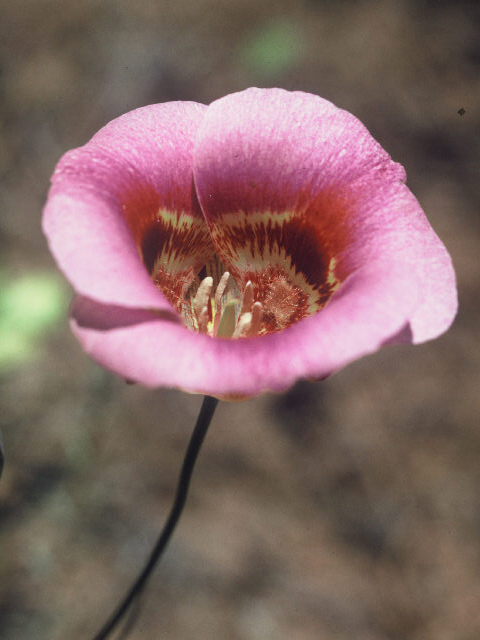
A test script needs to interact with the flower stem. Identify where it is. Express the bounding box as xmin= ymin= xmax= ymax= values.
xmin=0 ymin=428 xmax=4 ymax=481
xmin=92 ymin=395 xmax=219 ymax=640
